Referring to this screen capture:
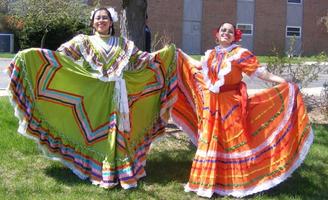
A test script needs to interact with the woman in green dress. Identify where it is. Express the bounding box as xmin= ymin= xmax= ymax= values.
xmin=7 ymin=7 xmax=177 ymax=189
